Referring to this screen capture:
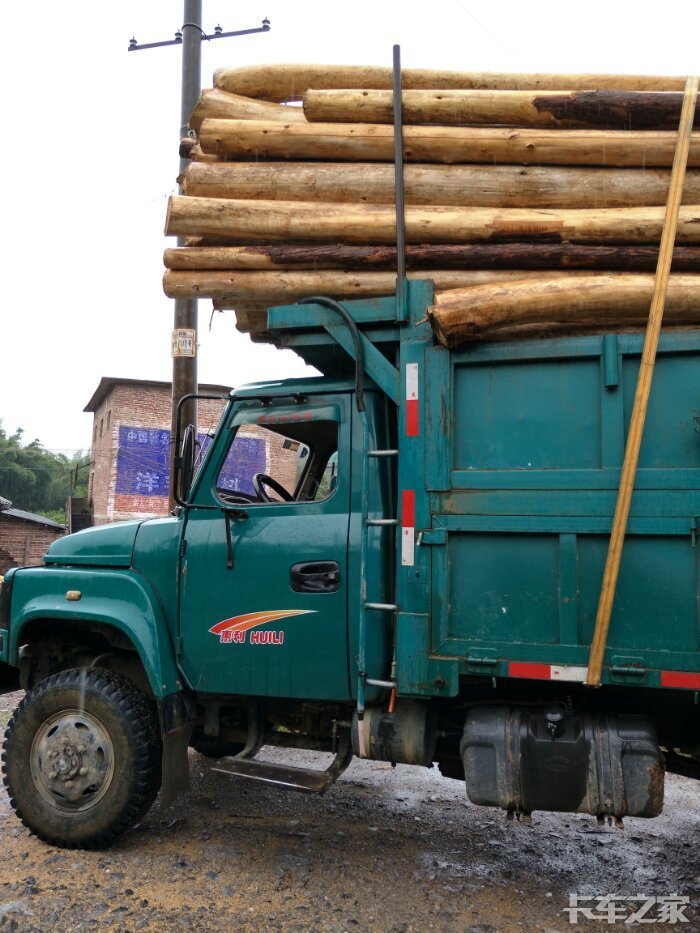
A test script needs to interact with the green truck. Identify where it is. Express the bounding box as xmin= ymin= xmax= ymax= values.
xmin=1 ymin=280 xmax=698 ymax=848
